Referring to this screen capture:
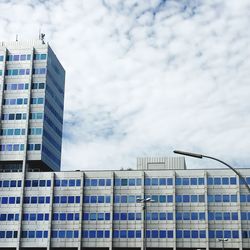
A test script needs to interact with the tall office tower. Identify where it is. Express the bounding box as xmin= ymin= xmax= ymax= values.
xmin=0 ymin=39 xmax=65 ymax=172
